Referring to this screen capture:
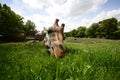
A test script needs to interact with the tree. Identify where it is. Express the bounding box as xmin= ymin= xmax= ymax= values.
xmin=76 ymin=26 xmax=86 ymax=37
xmin=25 ymin=20 xmax=36 ymax=31
xmin=25 ymin=20 xmax=36 ymax=36
xmin=65 ymin=32 xmax=72 ymax=37
xmin=71 ymin=29 xmax=77 ymax=37
xmin=0 ymin=4 xmax=24 ymax=35
xmin=117 ymin=21 xmax=120 ymax=29
xmin=97 ymin=18 xmax=118 ymax=39
xmin=85 ymin=23 xmax=99 ymax=38
xmin=0 ymin=4 xmax=28 ymax=41
xmin=113 ymin=30 xmax=120 ymax=39
xmin=65 ymin=18 xmax=119 ymax=39
xmin=113 ymin=21 xmax=120 ymax=39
